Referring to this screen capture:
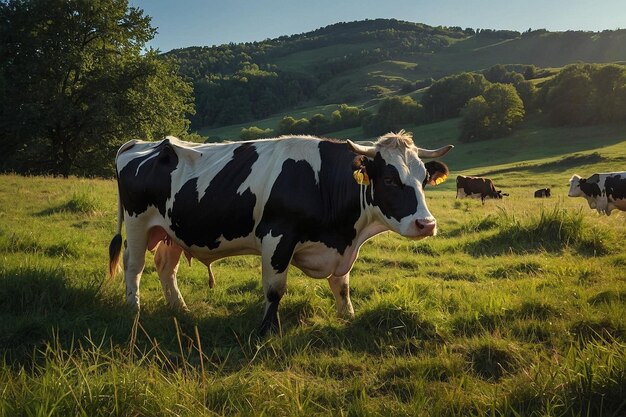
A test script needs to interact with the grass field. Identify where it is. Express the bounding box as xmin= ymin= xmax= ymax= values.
xmin=1 ymin=120 xmax=625 ymax=416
